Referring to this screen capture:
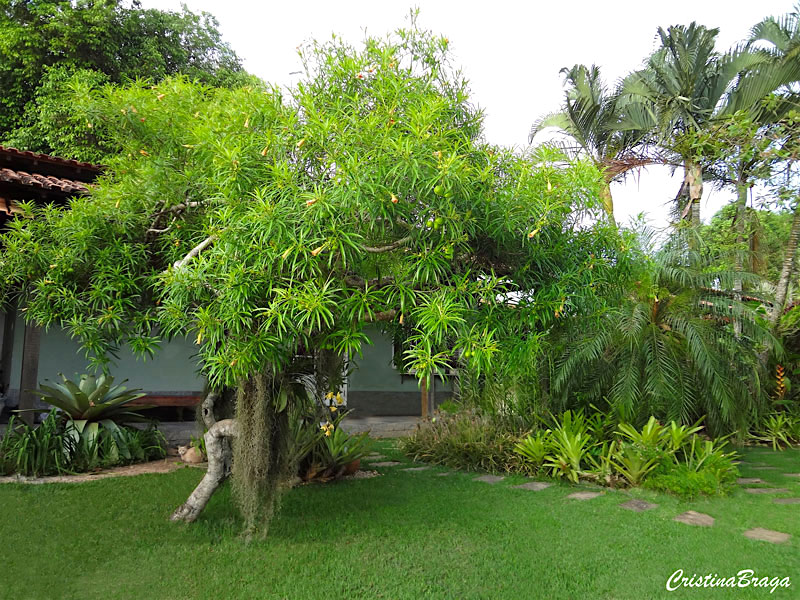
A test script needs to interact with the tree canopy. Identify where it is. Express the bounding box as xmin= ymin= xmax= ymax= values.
xmin=0 ymin=23 xmax=622 ymax=531
xmin=0 ymin=0 xmax=244 ymax=158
